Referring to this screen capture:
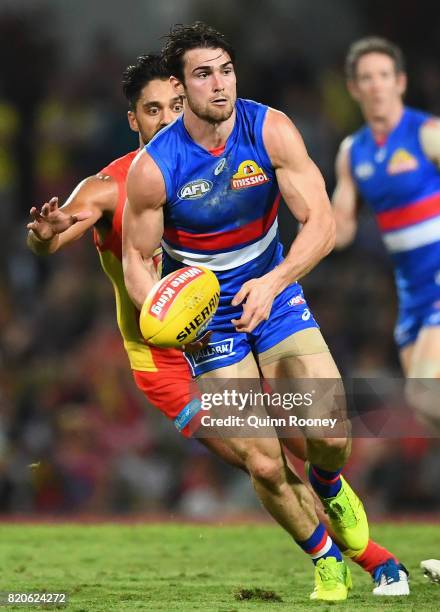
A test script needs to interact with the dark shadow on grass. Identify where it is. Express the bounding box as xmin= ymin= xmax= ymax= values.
xmin=234 ymin=587 xmax=283 ymax=602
